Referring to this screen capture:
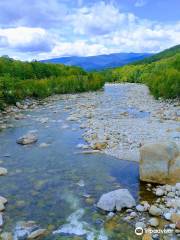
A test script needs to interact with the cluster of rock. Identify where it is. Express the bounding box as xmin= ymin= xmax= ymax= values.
xmin=97 ymin=183 xmax=180 ymax=239
xmin=0 ymin=99 xmax=40 ymax=131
